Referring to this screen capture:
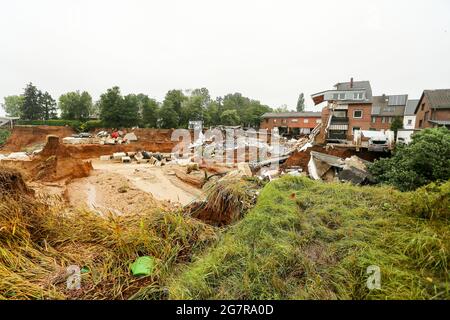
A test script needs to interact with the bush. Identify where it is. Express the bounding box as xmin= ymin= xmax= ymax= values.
xmin=407 ymin=180 xmax=450 ymax=221
xmin=369 ymin=127 xmax=450 ymax=191
xmin=16 ymin=119 xmax=107 ymax=132
xmin=0 ymin=129 xmax=11 ymax=146
xmin=17 ymin=119 xmax=83 ymax=131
